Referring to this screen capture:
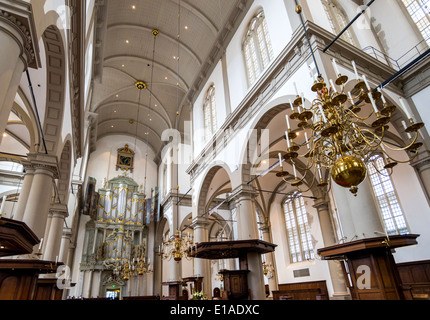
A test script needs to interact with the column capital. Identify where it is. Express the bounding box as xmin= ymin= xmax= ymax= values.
xmin=62 ymin=228 xmax=72 ymax=238
xmin=312 ymin=197 xmax=331 ymax=211
xmin=189 ymin=216 xmax=210 ymax=229
xmin=229 ymin=184 xmax=257 ymax=203
xmin=410 ymin=150 xmax=430 ymax=171
xmin=0 ymin=0 xmax=41 ymax=69
xmin=27 ymin=153 xmax=60 ymax=178
xmin=49 ymin=203 xmax=69 ymax=219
